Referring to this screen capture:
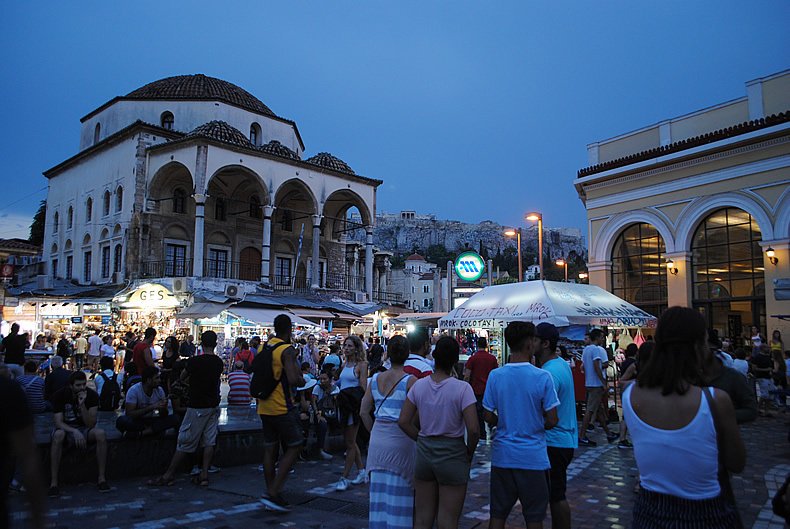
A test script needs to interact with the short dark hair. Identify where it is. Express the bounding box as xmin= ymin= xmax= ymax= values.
xmin=504 ymin=321 xmax=536 ymax=353
xmin=477 ymin=336 xmax=488 ymax=349
xmin=69 ymin=371 xmax=87 ymax=385
xmin=588 ymin=328 xmax=603 ymax=342
xmin=300 ymin=362 xmax=310 ymax=372
xmin=320 ymin=364 xmax=335 ymax=375
xmin=407 ymin=327 xmax=429 ymax=353
xmin=125 ymin=362 xmax=139 ymax=377
xmin=274 ymin=314 xmax=292 ymax=337
xmin=141 ymin=366 xmax=159 ymax=383
xmin=387 ymin=335 xmax=409 ymax=365
xmin=201 ymin=330 xmax=217 ymax=348
xmin=144 ymin=327 xmax=157 ymax=339
xmin=433 ymin=336 xmax=460 ymax=372
xmin=625 ymin=343 xmax=638 ymax=358
xmin=99 ymin=356 xmax=114 ymax=371
xmin=23 ymin=360 xmax=37 ymax=373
